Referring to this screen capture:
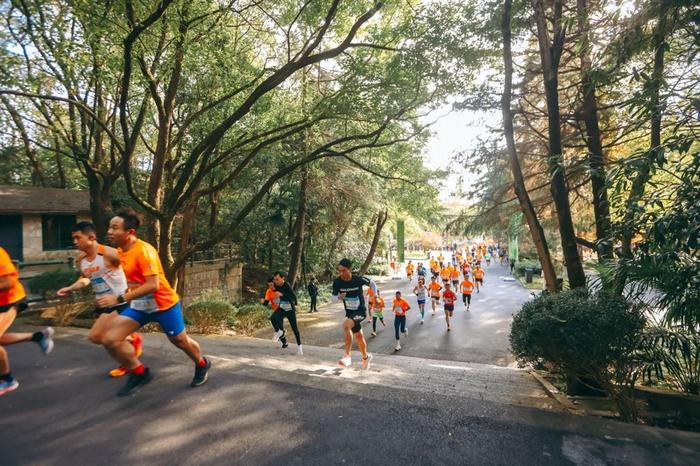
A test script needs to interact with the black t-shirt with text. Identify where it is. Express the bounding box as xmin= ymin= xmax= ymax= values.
xmin=274 ymin=281 xmax=298 ymax=312
xmin=332 ymin=274 xmax=372 ymax=313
